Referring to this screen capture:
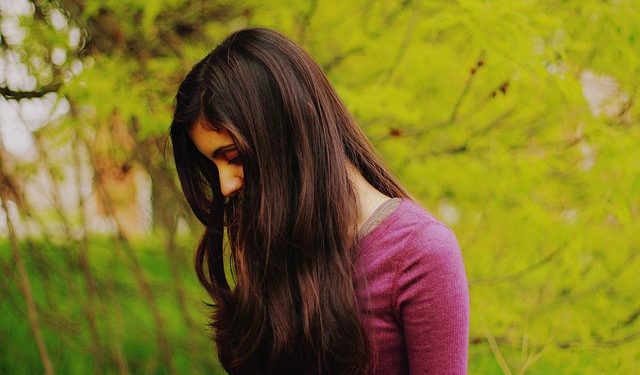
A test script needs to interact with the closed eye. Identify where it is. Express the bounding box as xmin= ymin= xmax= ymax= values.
xmin=224 ymin=149 xmax=241 ymax=165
